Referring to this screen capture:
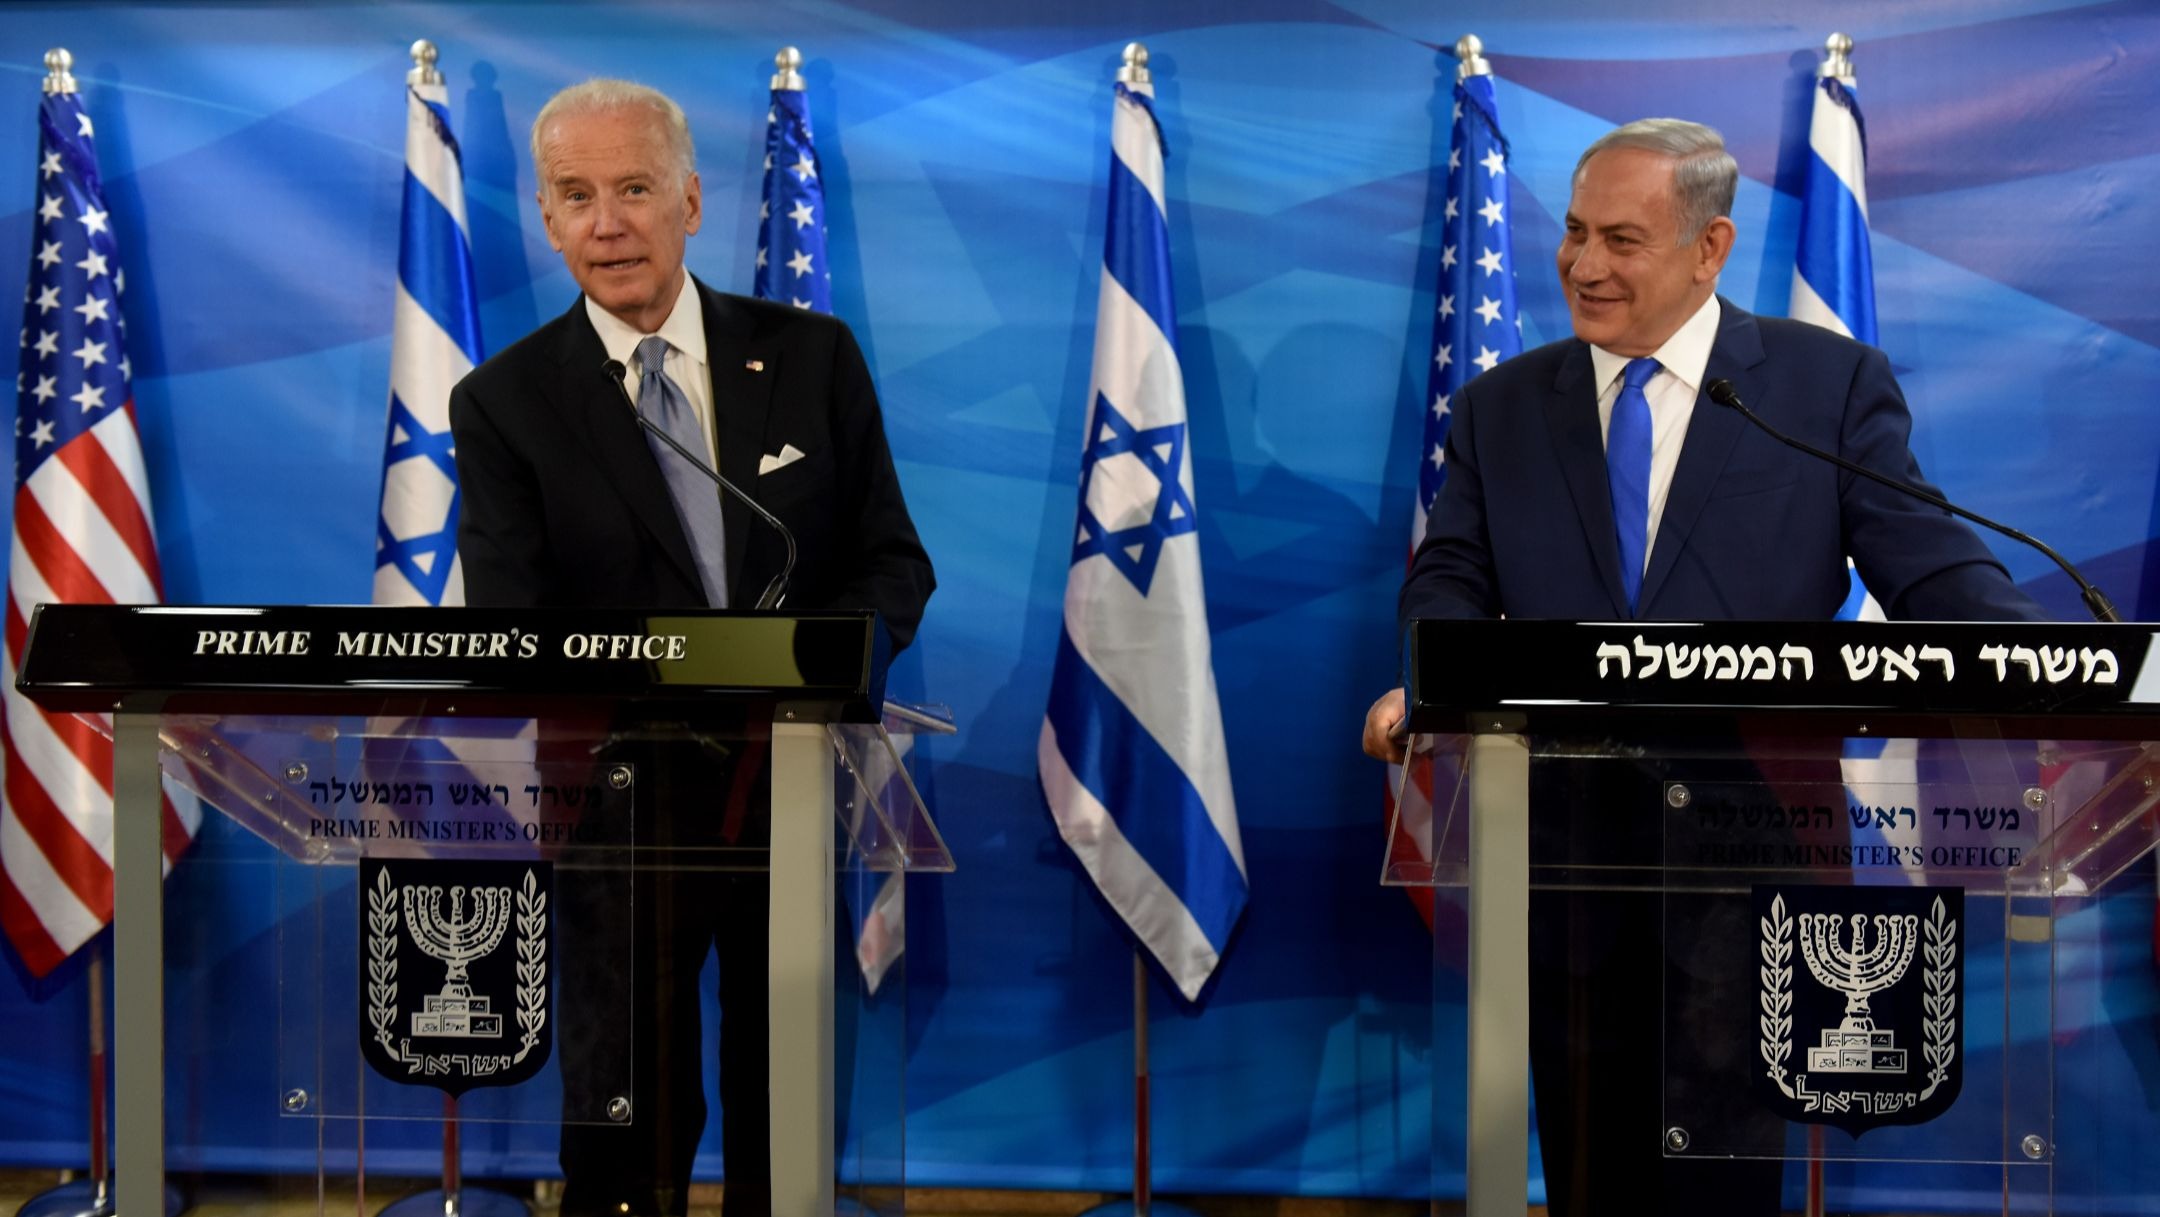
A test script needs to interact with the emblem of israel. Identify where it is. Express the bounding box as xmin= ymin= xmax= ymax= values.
xmin=1754 ymin=884 xmax=1962 ymax=1135
xmin=361 ymin=858 xmax=553 ymax=1095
